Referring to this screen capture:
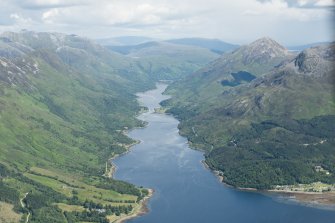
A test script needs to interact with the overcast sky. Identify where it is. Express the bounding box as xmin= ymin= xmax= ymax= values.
xmin=0 ymin=0 xmax=334 ymax=45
